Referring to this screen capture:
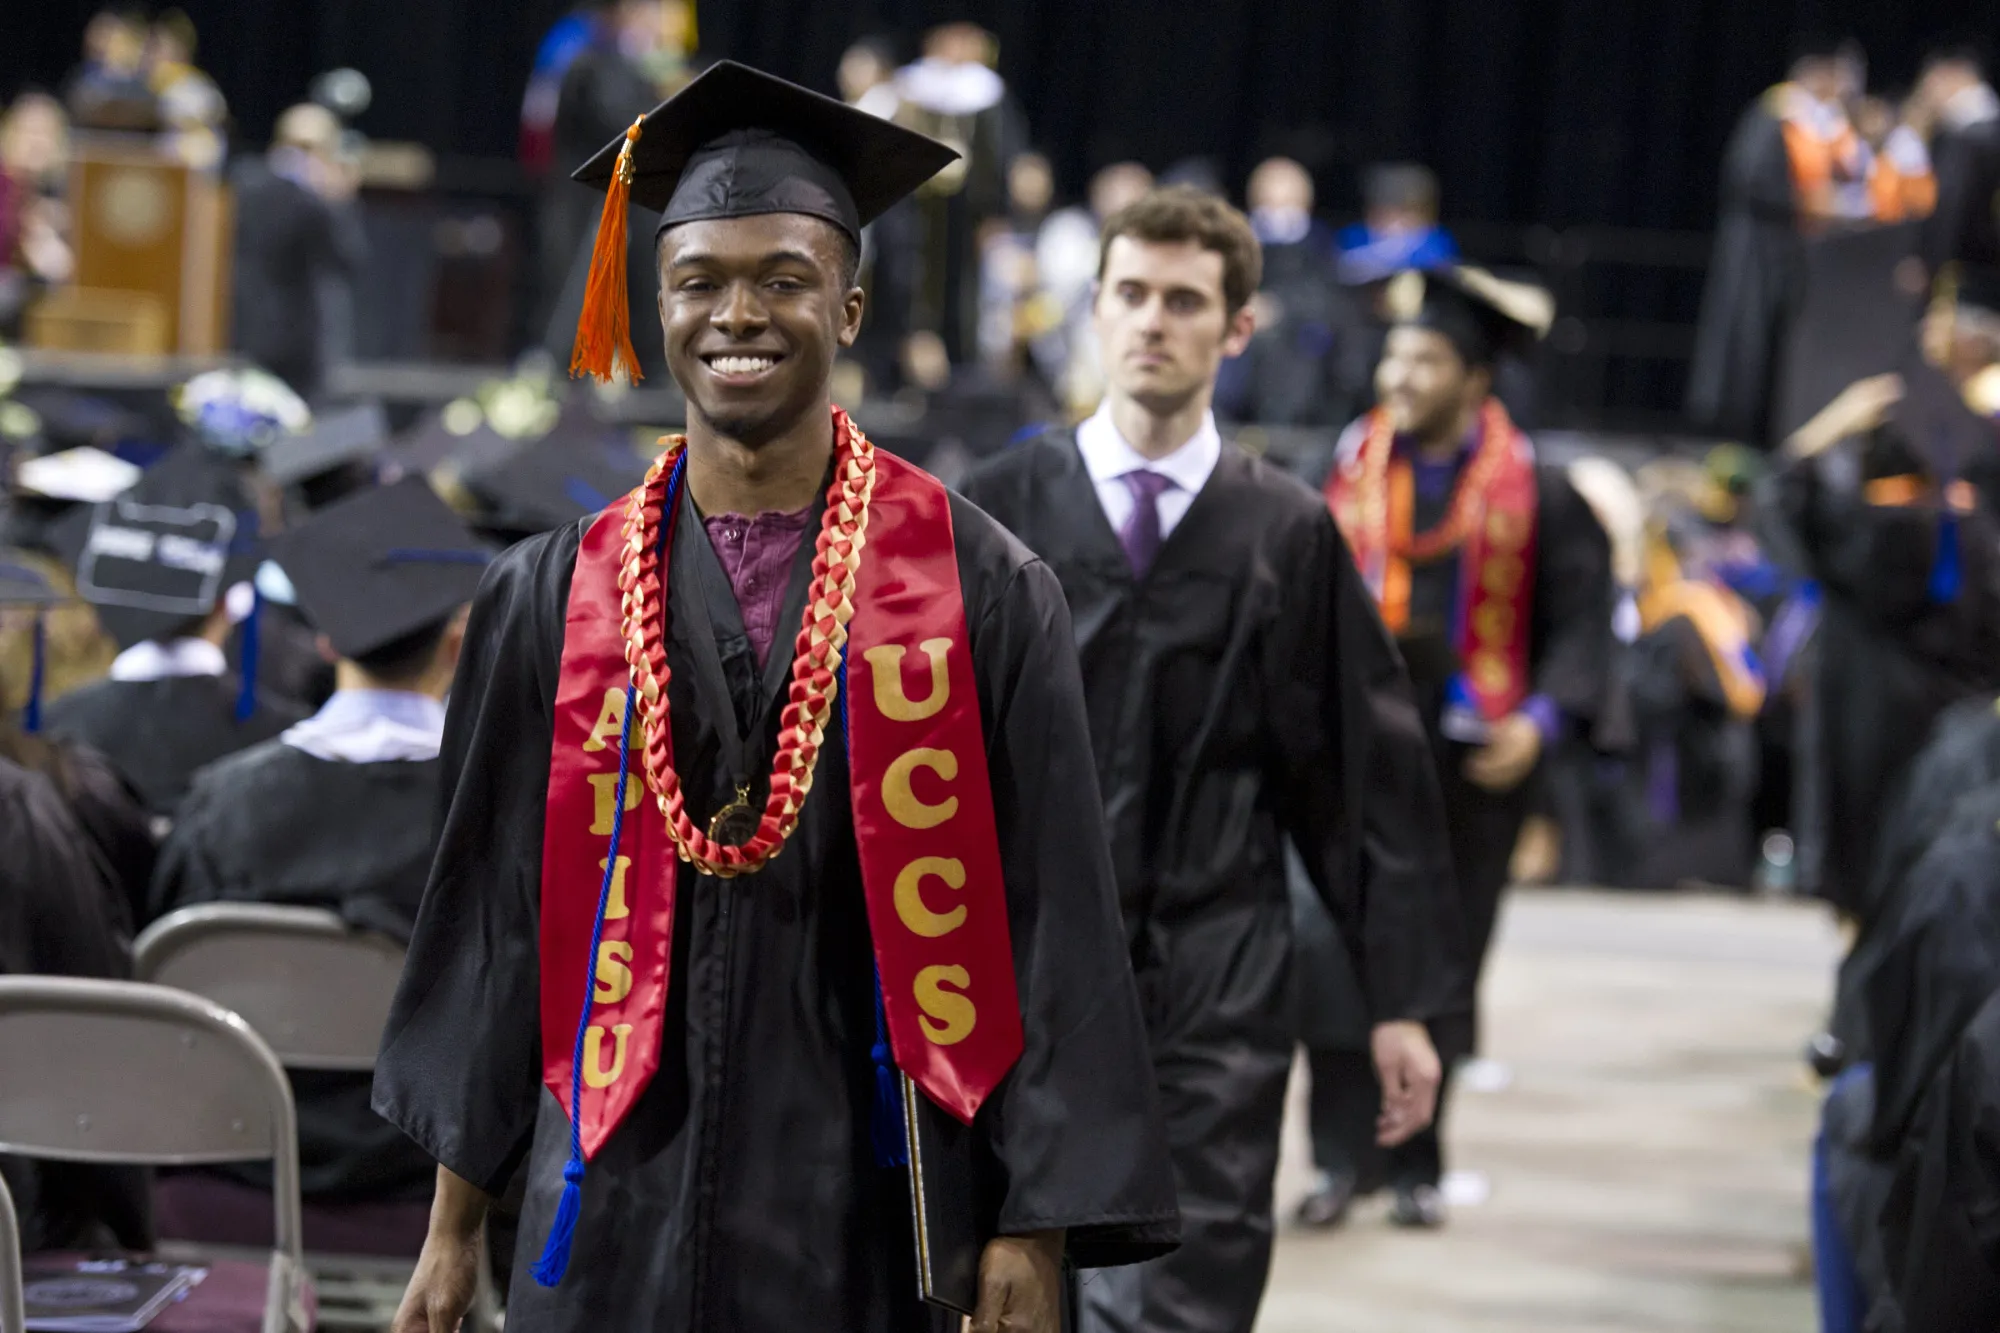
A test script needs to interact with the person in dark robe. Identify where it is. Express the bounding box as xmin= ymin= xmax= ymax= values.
xmin=44 ymin=444 xmax=304 ymax=829
xmin=231 ymin=104 xmax=367 ymax=403
xmin=0 ymin=555 xmax=151 ymax=1253
xmin=1688 ymin=38 xmax=1868 ymax=443
xmin=1916 ymin=46 xmax=2000 ymax=276
xmin=1213 ymin=156 xmax=1360 ymax=429
xmin=1313 ymin=266 xmax=1615 ymax=1228
xmin=376 ymin=63 xmax=1176 ymax=1333
xmin=1768 ymin=325 xmax=2000 ymax=923
xmin=535 ymin=0 xmax=677 ymax=365
xmin=148 ymin=477 xmax=485 ymax=1249
xmin=961 ymin=186 xmax=1457 ymax=1333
